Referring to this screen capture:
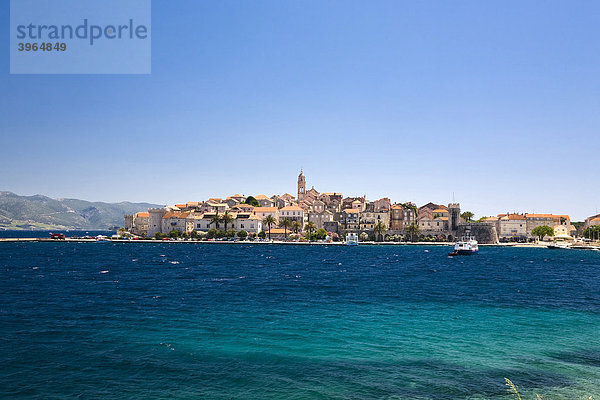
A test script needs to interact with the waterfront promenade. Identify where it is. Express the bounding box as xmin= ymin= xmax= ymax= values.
xmin=1 ymin=237 xmax=599 ymax=250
